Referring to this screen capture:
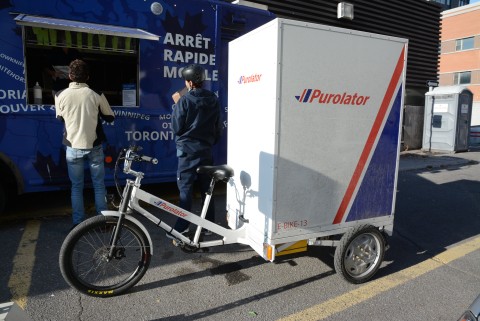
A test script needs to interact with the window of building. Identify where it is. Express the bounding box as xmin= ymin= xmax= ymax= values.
xmin=433 ymin=0 xmax=451 ymax=6
xmin=15 ymin=15 xmax=159 ymax=106
xmin=455 ymin=37 xmax=474 ymax=51
xmin=454 ymin=71 xmax=471 ymax=85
